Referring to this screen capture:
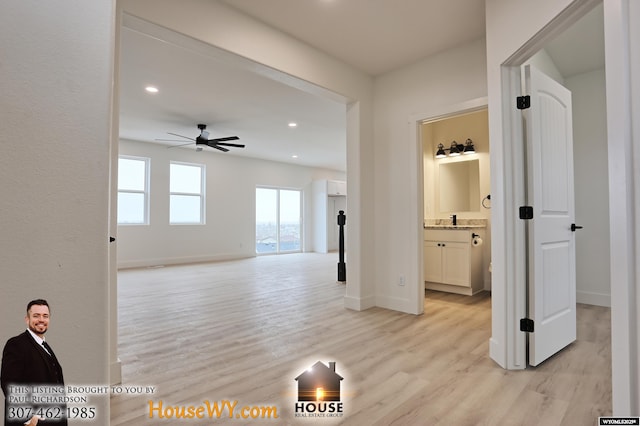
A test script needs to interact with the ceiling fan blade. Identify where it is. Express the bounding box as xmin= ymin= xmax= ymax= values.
xmin=167 ymin=132 xmax=195 ymax=141
xmin=208 ymin=136 xmax=239 ymax=142
xmin=215 ymin=142 xmax=245 ymax=148
xmin=209 ymin=144 xmax=229 ymax=152
xmin=156 ymin=138 xmax=189 ymax=142
xmin=166 ymin=141 xmax=195 ymax=149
